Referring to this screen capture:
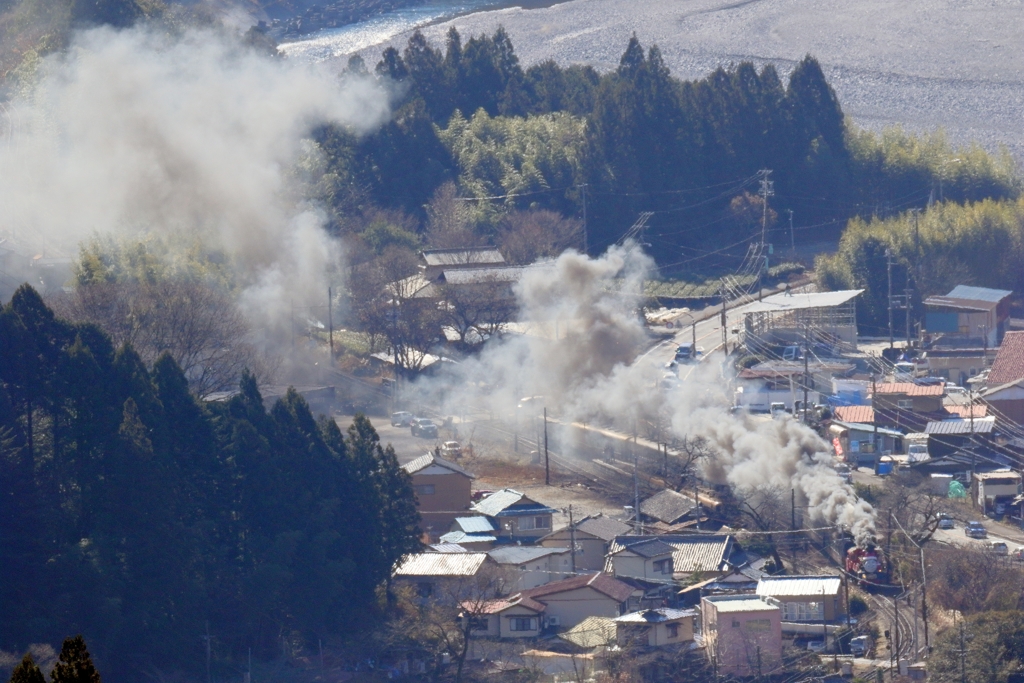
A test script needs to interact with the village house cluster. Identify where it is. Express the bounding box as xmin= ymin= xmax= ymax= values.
xmin=394 ymin=452 xmax=857 ymax=678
